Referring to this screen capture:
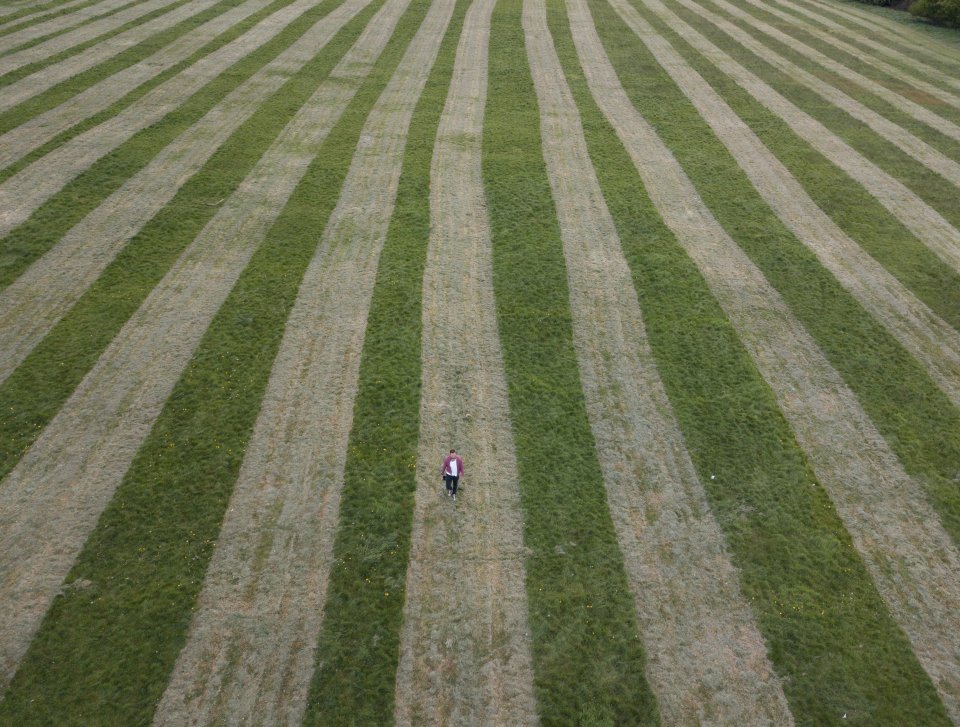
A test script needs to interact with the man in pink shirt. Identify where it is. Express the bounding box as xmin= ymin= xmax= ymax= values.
xmin=440 ymin=448 xmax=464 ymax=501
